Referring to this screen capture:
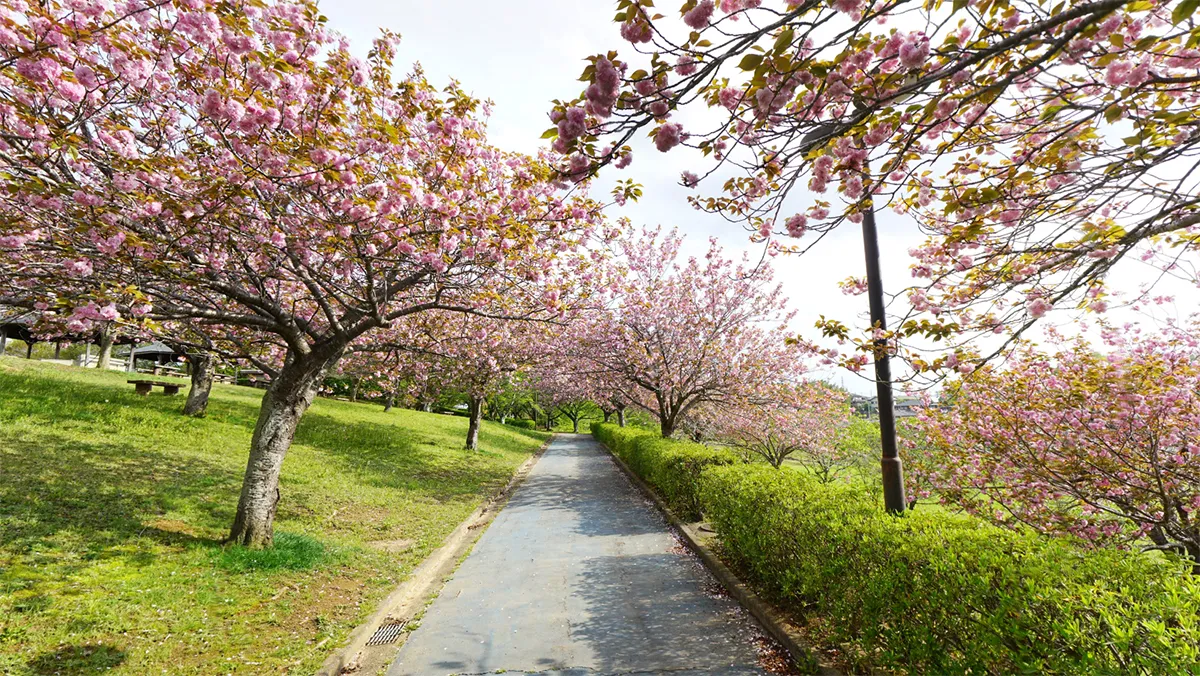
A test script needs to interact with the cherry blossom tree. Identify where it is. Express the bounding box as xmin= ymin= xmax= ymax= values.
xmin=594 ymin=374 xmax=632 ymax=427
xmin=529 ymin=366 xmax=601 ymax=433
xmin=916 ymin=325 xmax=1200 ymax=569
xmin=485 ymin=374 xmax=536 ymax=425
xmin=577 ymin=228 xmax=804 ymax=437
xmin=551 ymin=0 xmax=1200 ymax=374
xmin=395 ymin=310 xmax=553 ymax=450
xmin=328 ymin=348 xmax=402 ymax=409
xmin=0 ymin=0 xmax=602 ymax=546
xmin=697 ymin=380 xmax=850 ymax=472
